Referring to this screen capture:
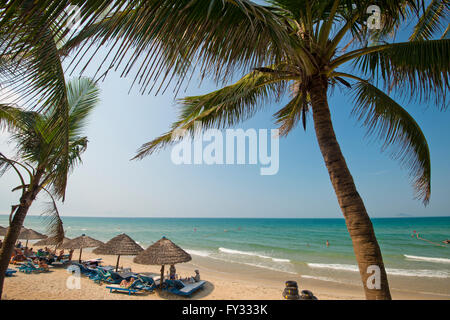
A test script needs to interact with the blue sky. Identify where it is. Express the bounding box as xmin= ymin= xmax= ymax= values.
xmin=1 ymin=5 xmax=449 ymax=218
